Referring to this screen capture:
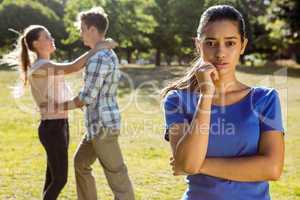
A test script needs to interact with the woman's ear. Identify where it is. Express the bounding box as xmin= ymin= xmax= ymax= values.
xmin=33 ymin=41 xmax=39 ymax=50
xmin=240 ymin=38 xmax=248 ymax=55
